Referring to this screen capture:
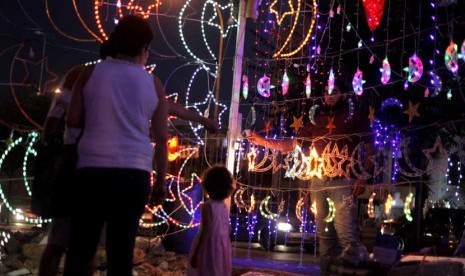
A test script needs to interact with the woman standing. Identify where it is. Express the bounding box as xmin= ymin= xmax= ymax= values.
xmin=64 ymin=15 xmax=168 ymax=276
